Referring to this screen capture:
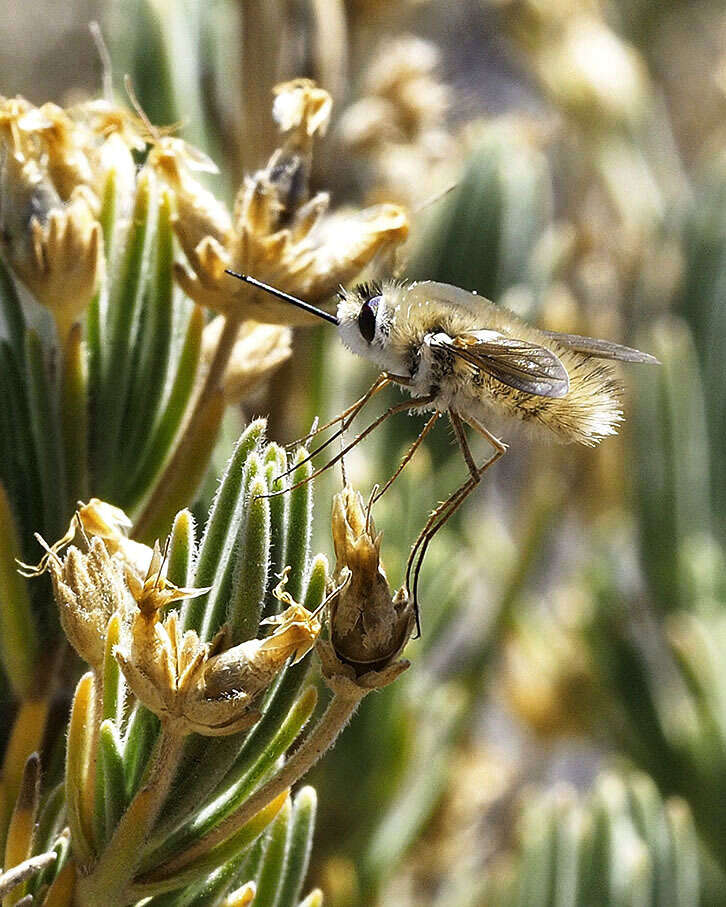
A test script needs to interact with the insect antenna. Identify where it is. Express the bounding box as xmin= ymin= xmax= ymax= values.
xmin=224 ymin=271 xmax=340 ymax=326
